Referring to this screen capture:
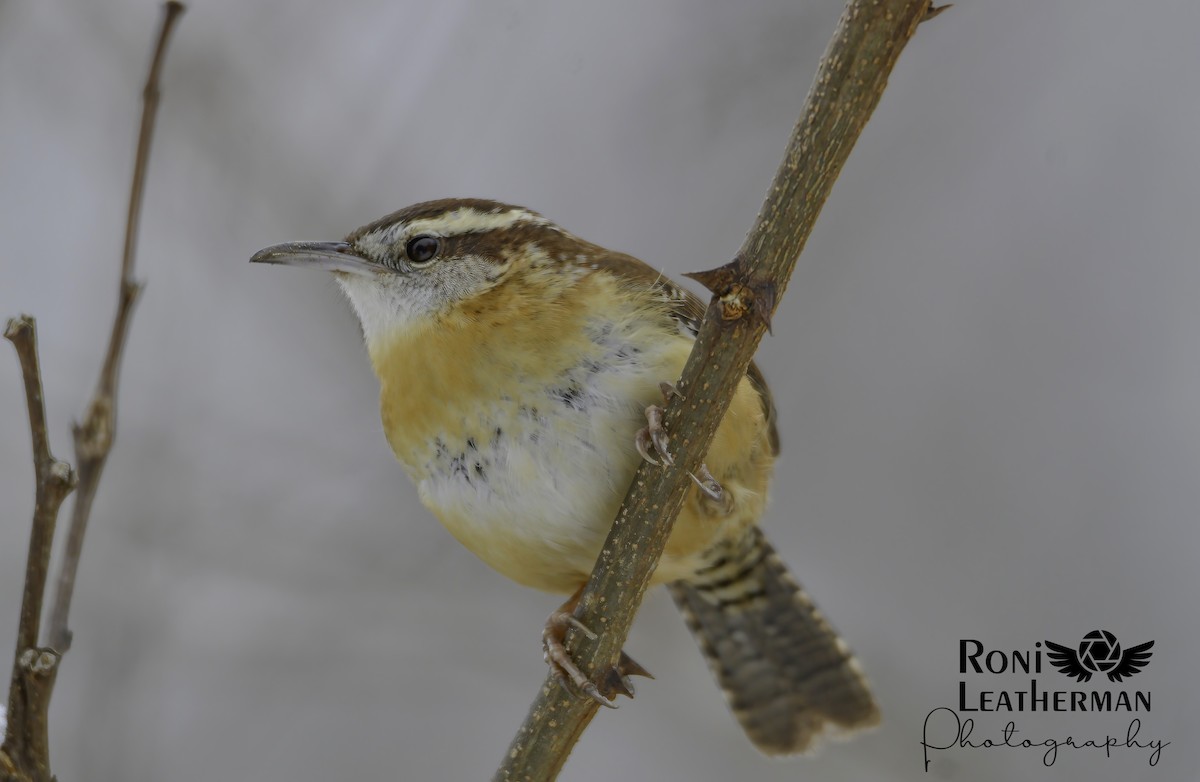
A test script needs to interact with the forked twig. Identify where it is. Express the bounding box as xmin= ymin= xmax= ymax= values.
xmin=1 ymin=5 xmax=186 ymax=780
